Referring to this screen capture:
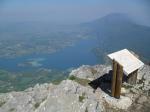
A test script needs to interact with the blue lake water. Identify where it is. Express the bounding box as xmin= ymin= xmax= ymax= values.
xmin=0 ymin=38 xmax=102 ymax=72
xmin=0 ymin=36 xmax=149 ymax=92
xmin=0 ymin=36 xmax=149 ymax=73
